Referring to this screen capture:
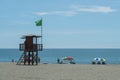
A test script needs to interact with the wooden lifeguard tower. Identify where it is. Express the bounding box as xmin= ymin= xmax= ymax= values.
xmin=17 ymin=35 xmax=43 ymax=65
